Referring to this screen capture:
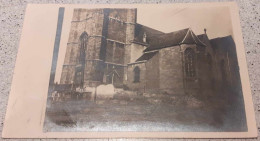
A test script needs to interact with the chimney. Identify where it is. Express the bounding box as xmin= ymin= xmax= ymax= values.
xmin=204 ymin=28 xmax=207 ymax=34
